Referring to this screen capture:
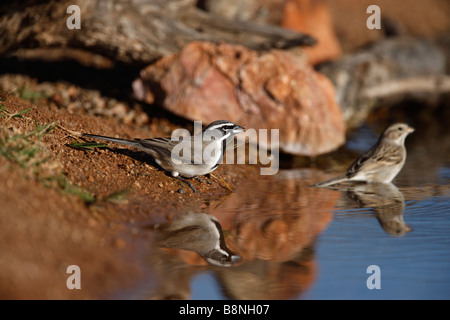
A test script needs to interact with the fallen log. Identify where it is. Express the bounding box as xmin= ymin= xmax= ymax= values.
xmin=0 ymin=0 xmax=315 ymax=67
xmin=319 ymin=36 xmax=450 ymax=129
